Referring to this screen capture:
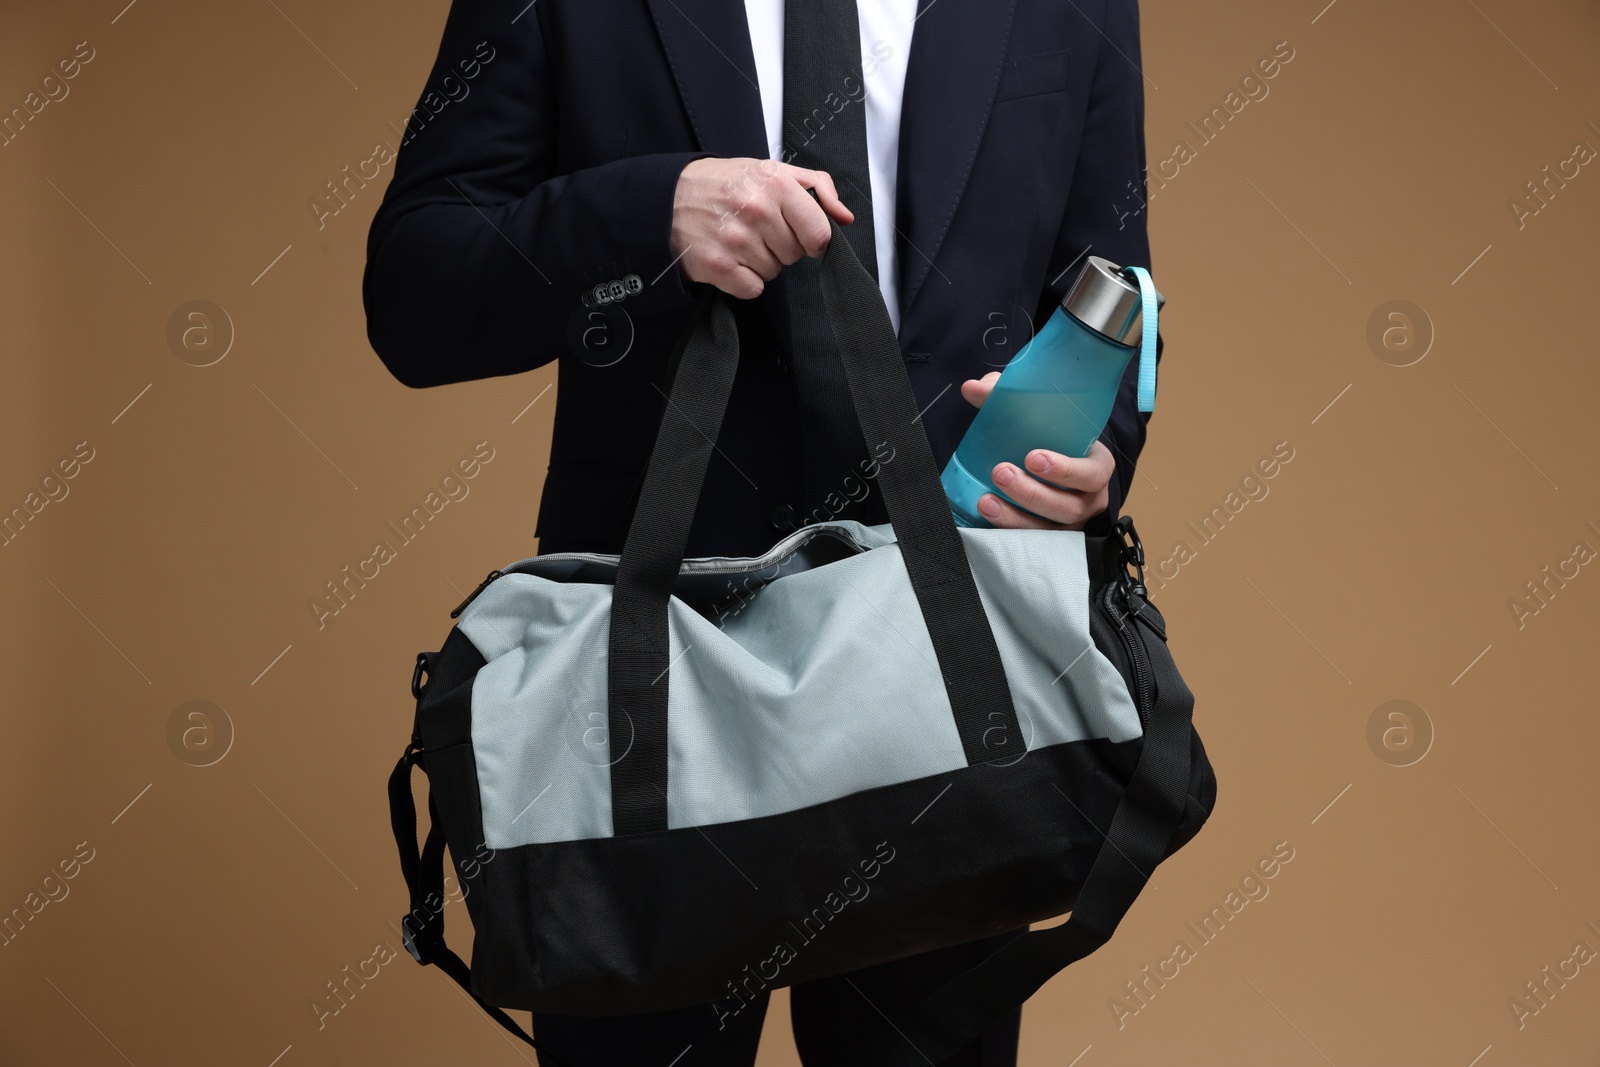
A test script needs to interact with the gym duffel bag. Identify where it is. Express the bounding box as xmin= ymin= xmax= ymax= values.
xmin=387 ymin=221 xmax=1217 ymax=1066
